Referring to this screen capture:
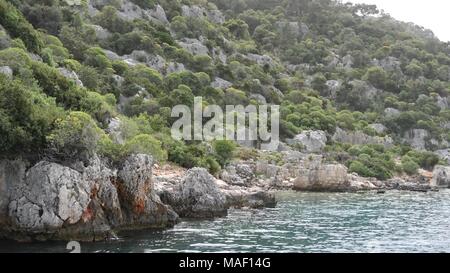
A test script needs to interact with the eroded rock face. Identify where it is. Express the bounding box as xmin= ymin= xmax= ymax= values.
xmin=403 ymin=129 xmax=429 ymax=150
xmin=8 ymin=162 xmax=91 ymax=232
xmin=1 ymin=154 xmax=178 ymax=241
xmin=431 ymin=165 xmax=450 ymax=188
xmin=117 ymin=155 xmax=178 ymax=228
xmin=293 ymin=164 xmax=350 ymax=192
